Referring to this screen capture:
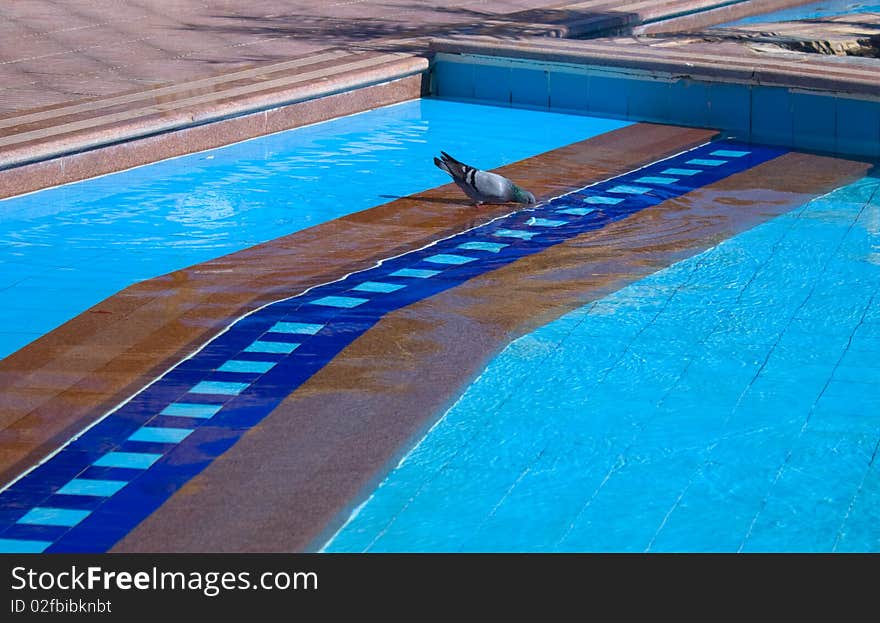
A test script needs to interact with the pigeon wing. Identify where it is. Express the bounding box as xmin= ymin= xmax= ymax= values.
xmin=471 ymin=170 xmax=515 ymax=202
